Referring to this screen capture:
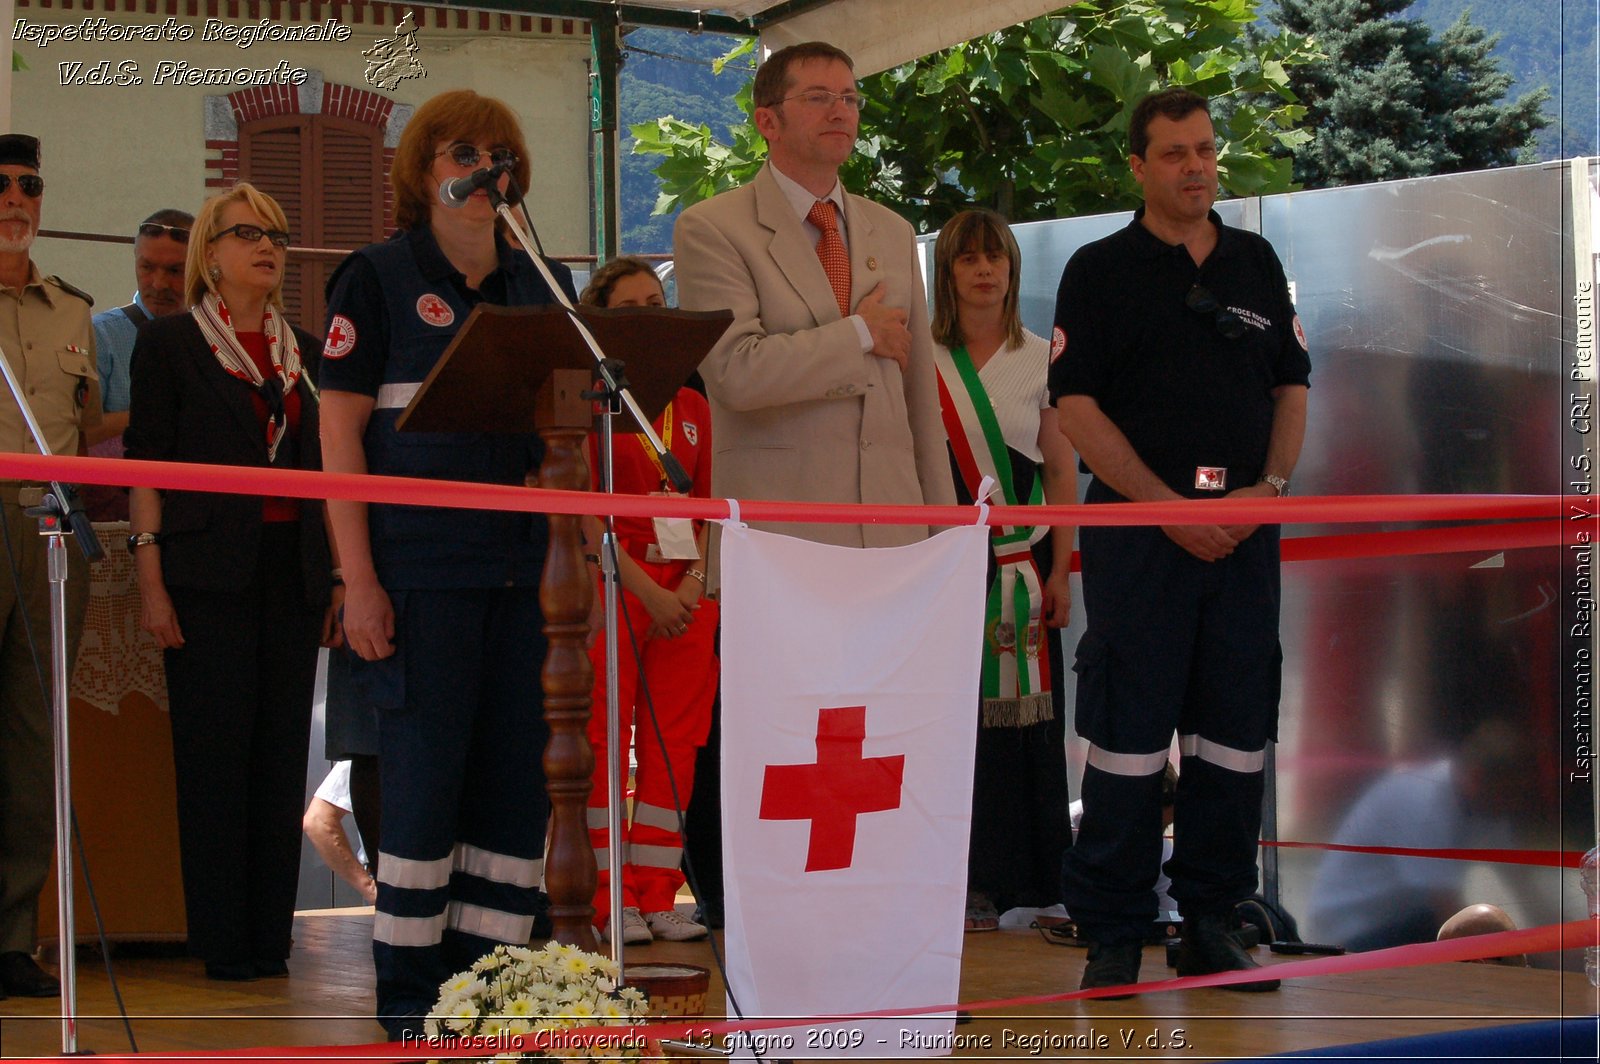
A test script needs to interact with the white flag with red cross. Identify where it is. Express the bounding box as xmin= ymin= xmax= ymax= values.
xmin=717 ymin=521 xmax=987 ymax=1058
